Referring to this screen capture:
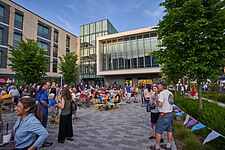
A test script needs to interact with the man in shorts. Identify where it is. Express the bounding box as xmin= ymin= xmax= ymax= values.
xmin=150 ymin=81 xmax=174 ymax=150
